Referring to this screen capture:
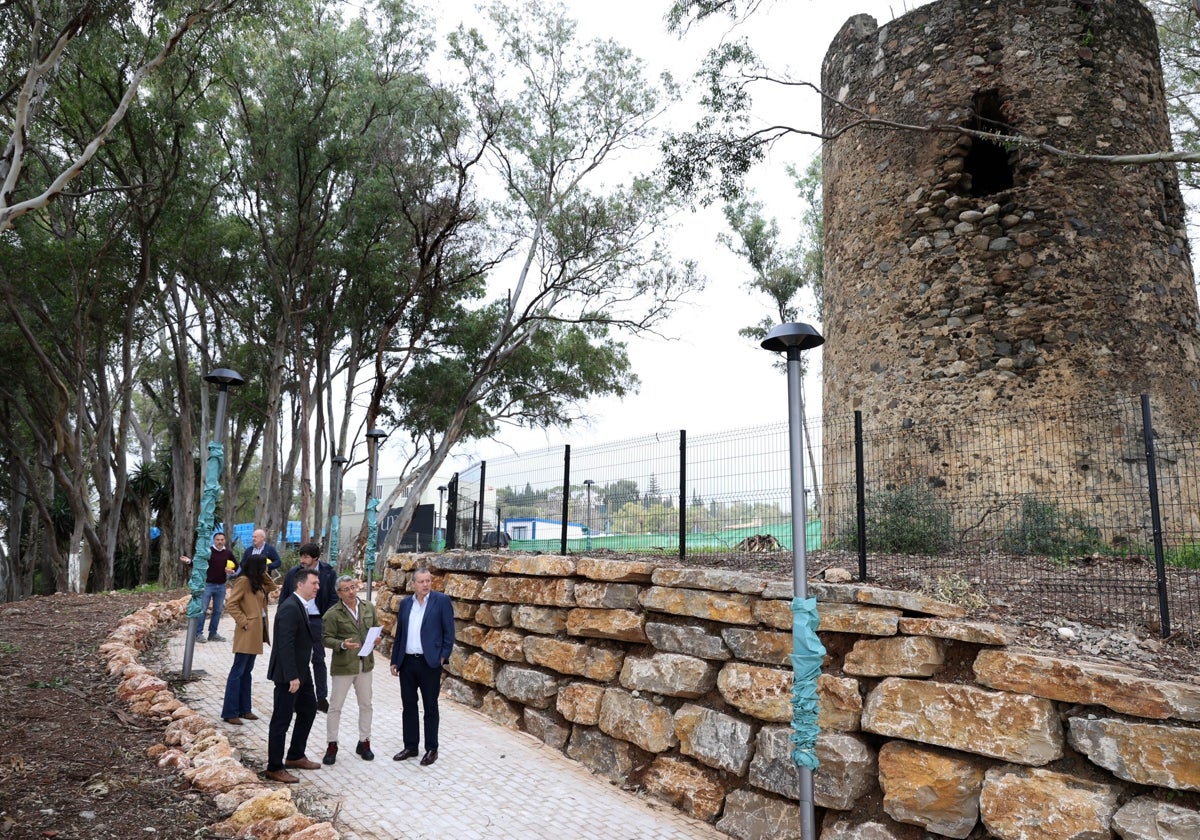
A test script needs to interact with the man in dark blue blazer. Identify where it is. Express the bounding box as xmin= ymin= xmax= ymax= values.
xmin=264 ymin=566 xmax=322 ymax=783
xmin=389 ymin=566 xmax=454 ymax=766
